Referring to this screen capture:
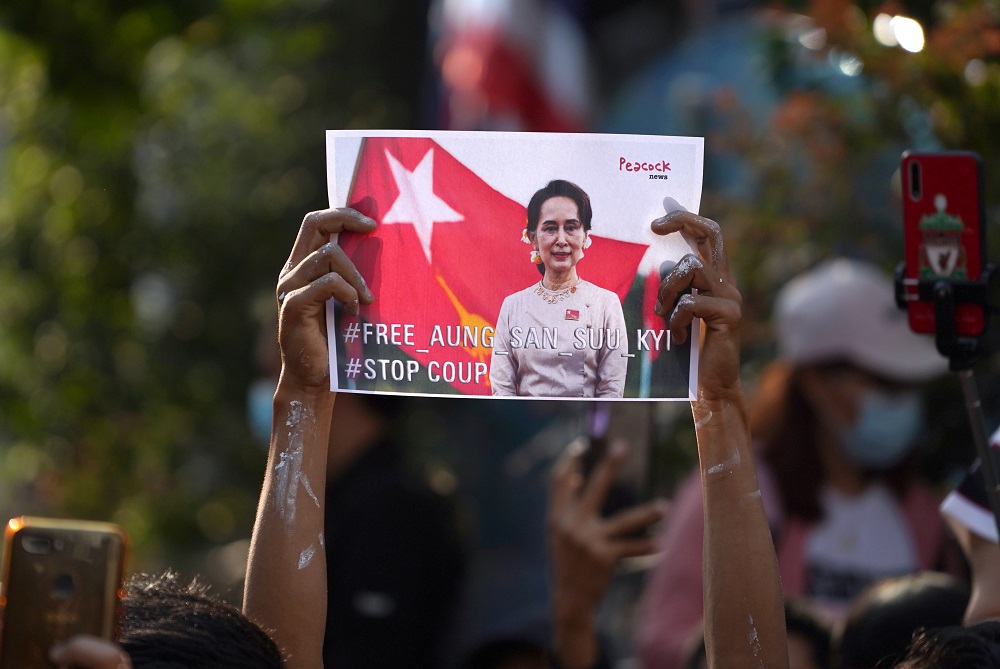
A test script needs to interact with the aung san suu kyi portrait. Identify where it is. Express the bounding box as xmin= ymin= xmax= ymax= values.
xmin=490 ymin=180 xmax=628 ymax=398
